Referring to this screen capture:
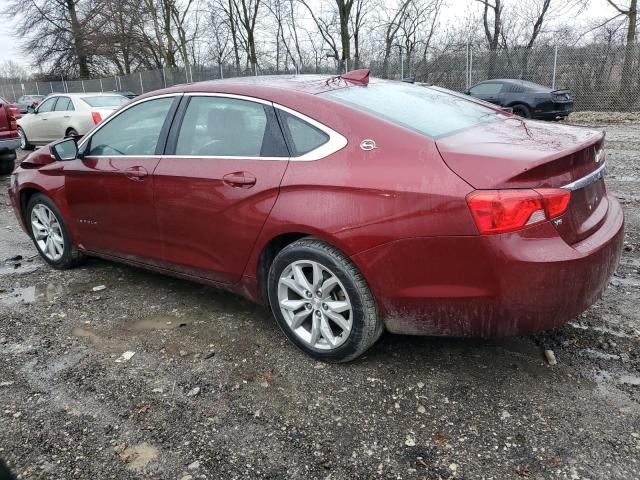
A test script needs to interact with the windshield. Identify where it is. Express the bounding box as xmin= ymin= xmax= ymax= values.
xmin=81 ymin=95 xmax=128 ymax=108
xmin=321 ymin=82 xmax=505 ymax=138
